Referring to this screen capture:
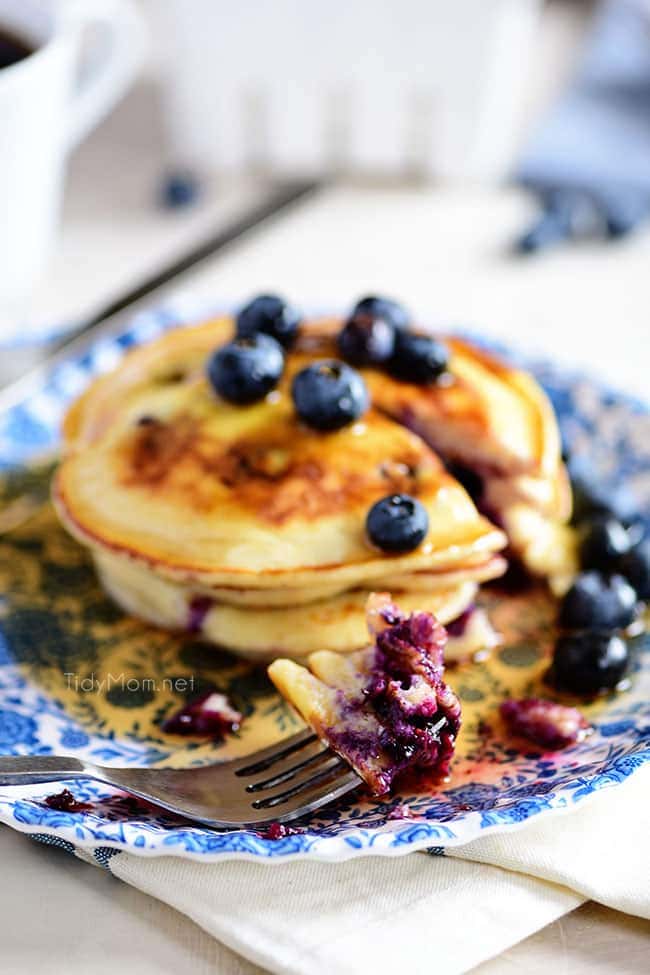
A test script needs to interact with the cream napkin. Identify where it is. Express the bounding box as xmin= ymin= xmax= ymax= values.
xmin=108 ymin=765 xmax=649 ymax=975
